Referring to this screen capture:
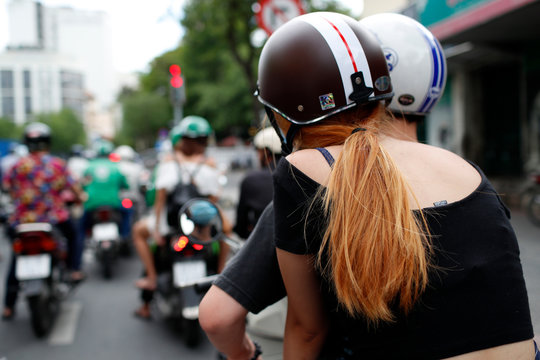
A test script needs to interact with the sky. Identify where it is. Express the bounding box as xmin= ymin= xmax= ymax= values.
xmin=0 ymin=0 xmax=364 ymax=74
